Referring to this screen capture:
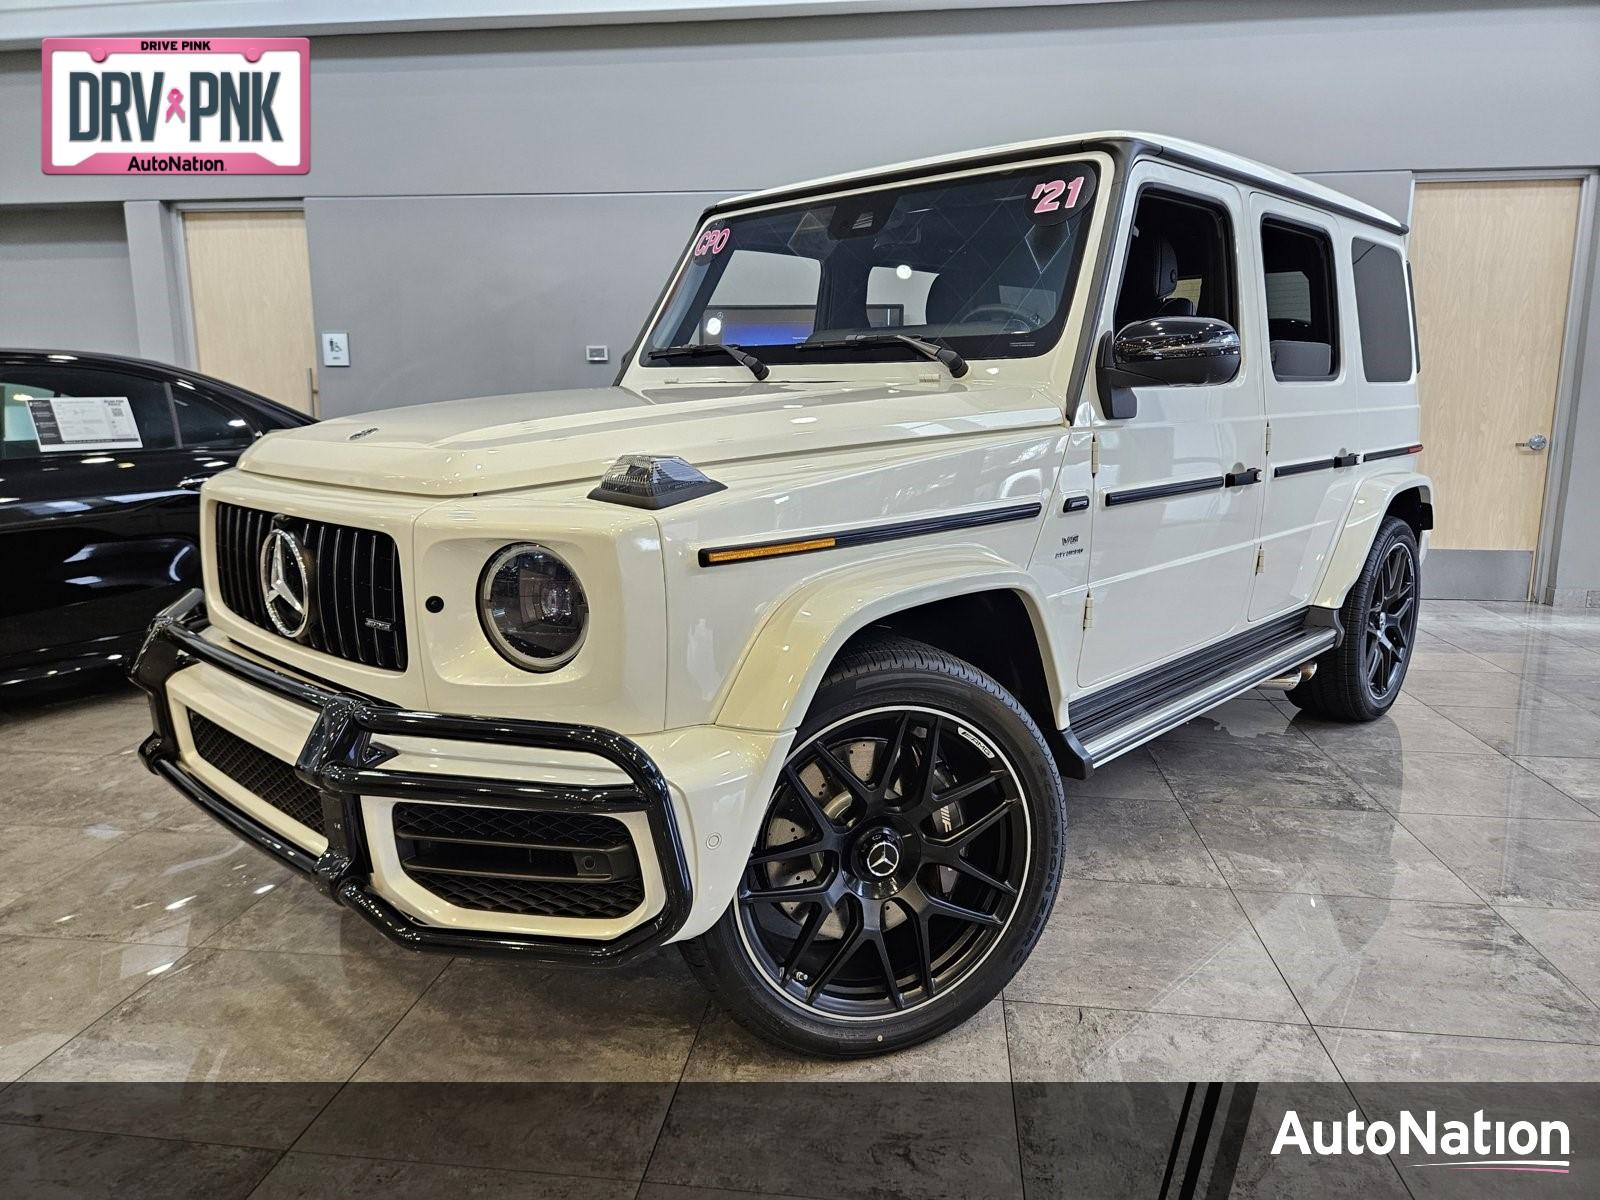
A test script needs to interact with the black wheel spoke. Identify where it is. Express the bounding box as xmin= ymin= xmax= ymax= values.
xmin=914 ymin=768 xmax=1005 ymax=821
xmin=924 ymin=846 xmax=1019 ymax=896
xmin=902 ymin=902 xmax=937 ymax=1000
xmin=783 ymin=764 xmax=841 ymax=841
xmin=780 ymin=903 xmax=828 ymax=984
xmin=875 ymin=712 xmax=913 ymax=800
xmin=811 ymin=742 xmax=875 ymax=811
xmin=748 ymin=838 xmax=828 ymax=867
xmin=905 ymin=717 xmax=944 ymax=814
xmin=922 ymin=892 xmax=1004 ymax=929
xmin=806 ymin=901 xmax=866 ymax=1001
xmin=932 ymin=795 xmax=1018 ymax=849
xmin=740 ymin=876 xmax=834 ymax=906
